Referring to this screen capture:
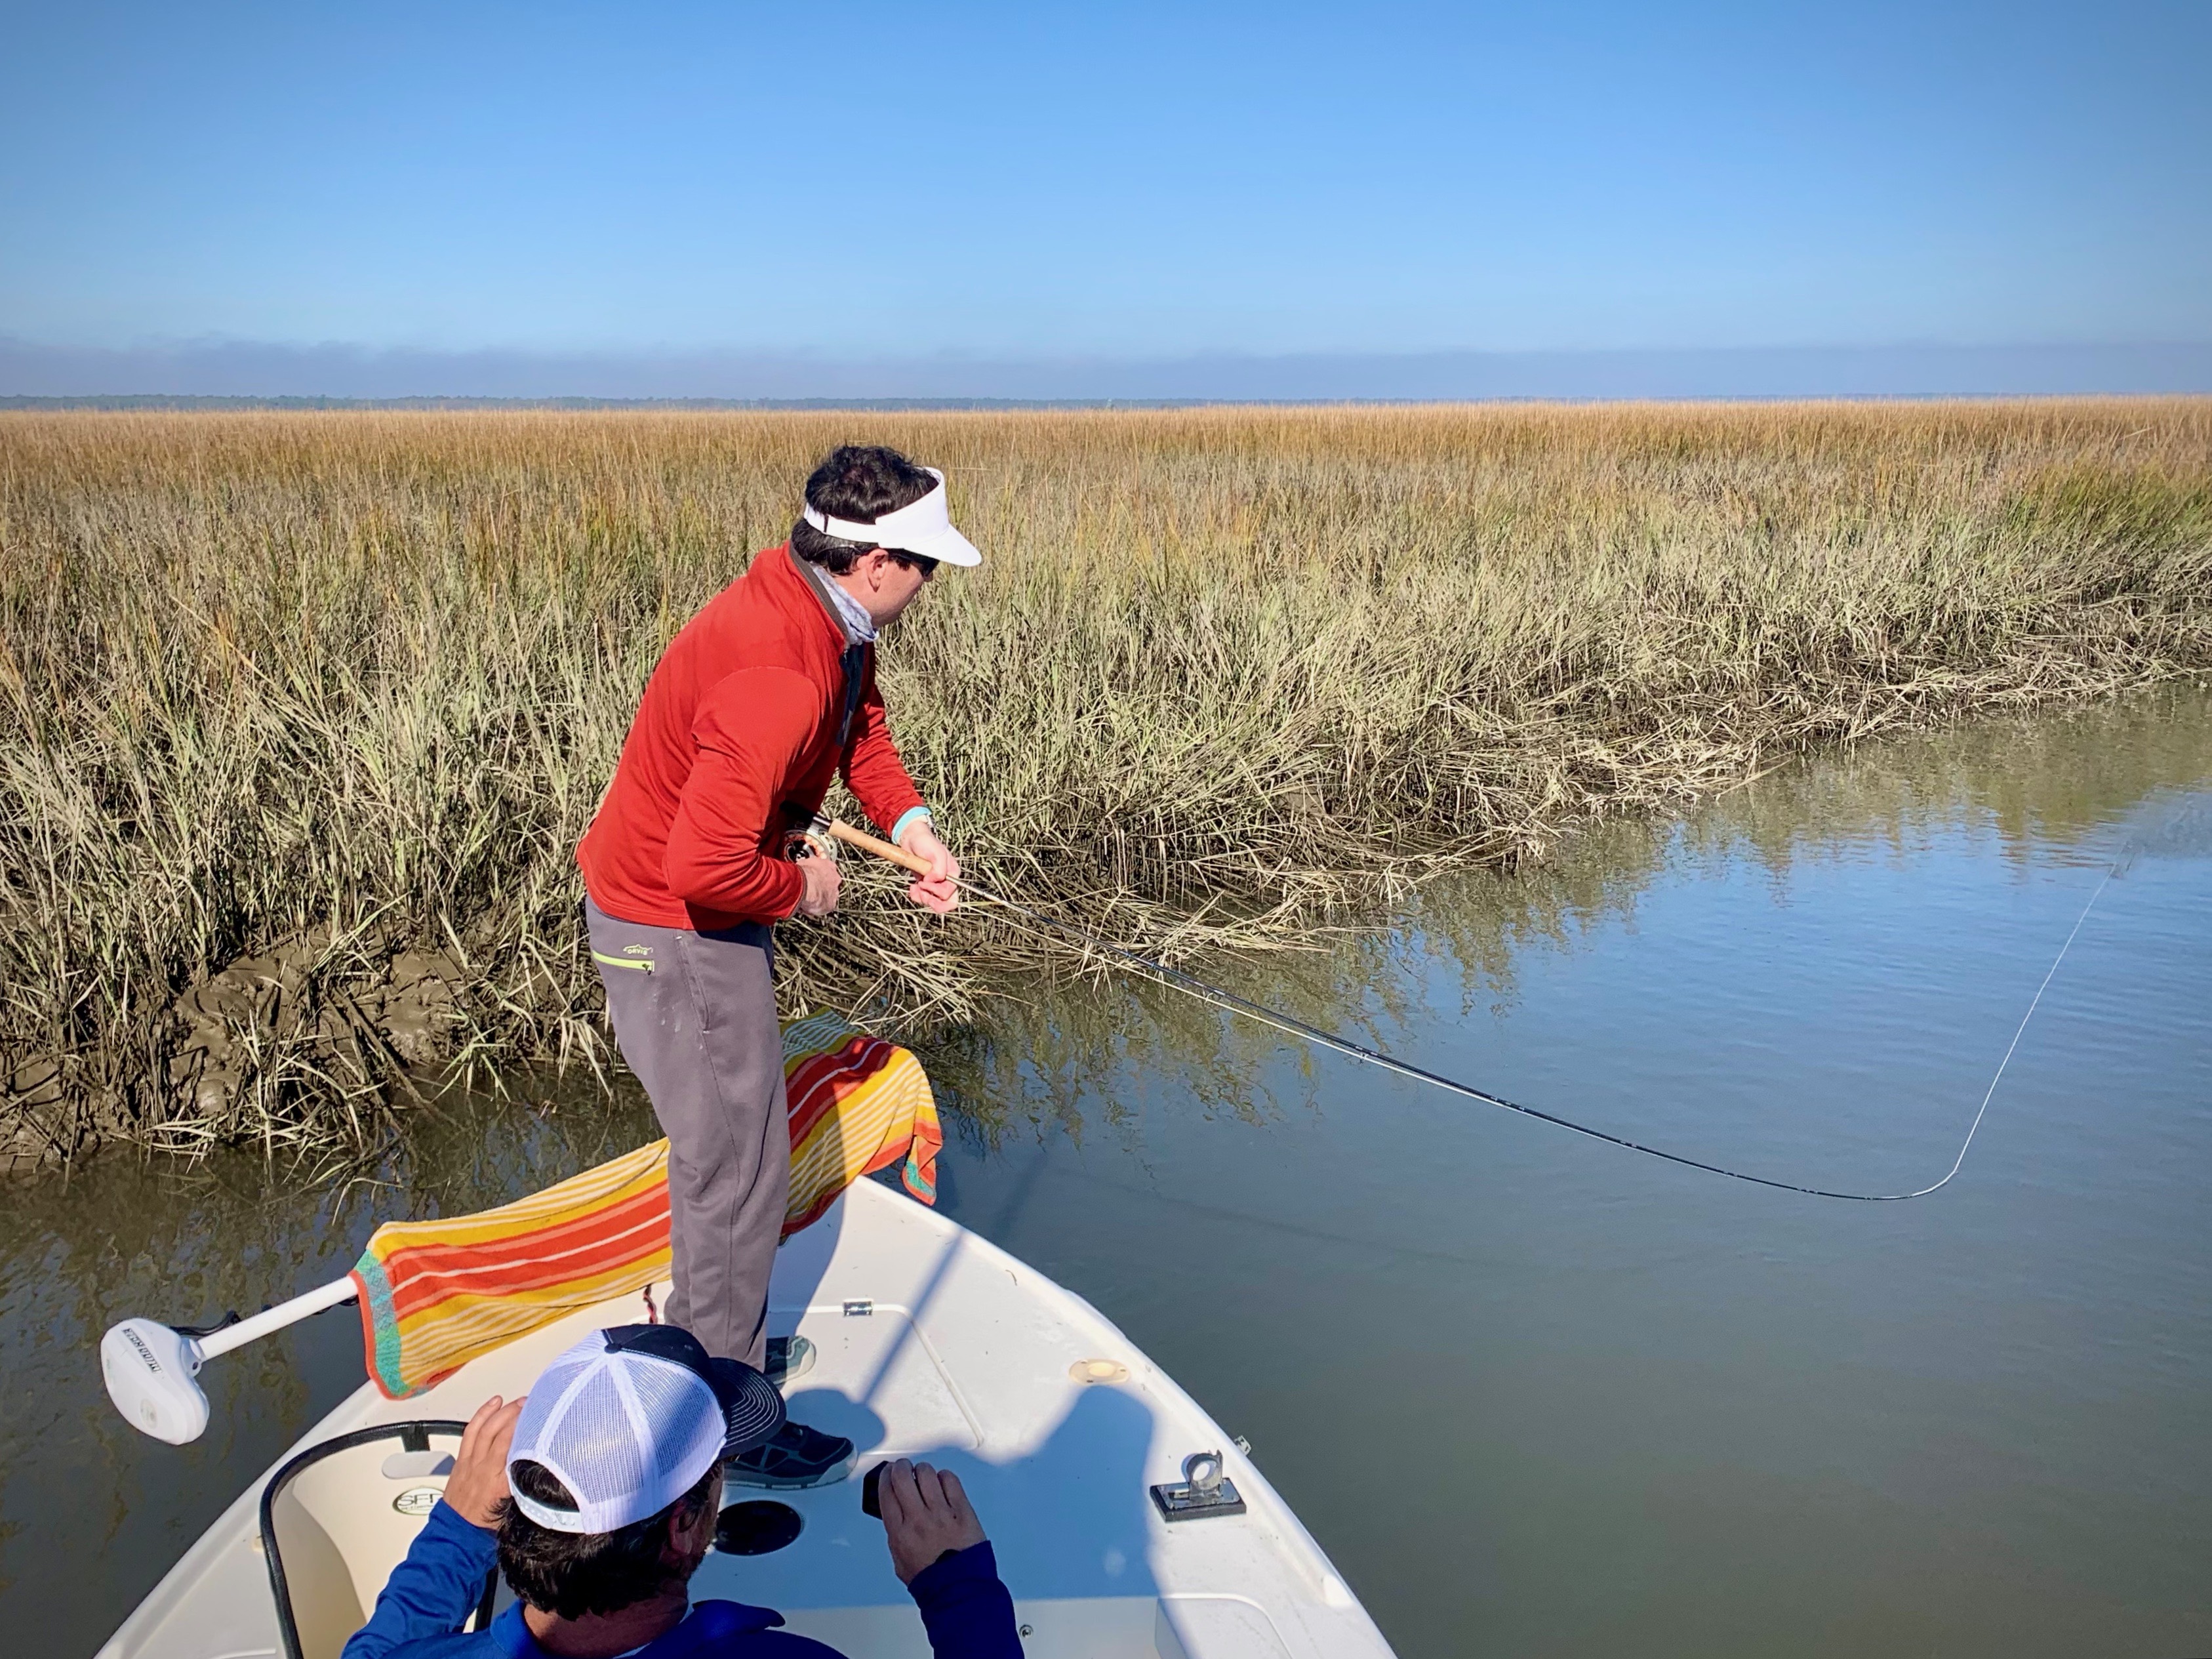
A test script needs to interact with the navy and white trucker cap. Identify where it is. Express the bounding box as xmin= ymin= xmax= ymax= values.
xmin=506 ymin=1324 xmax=785 ymax=1534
